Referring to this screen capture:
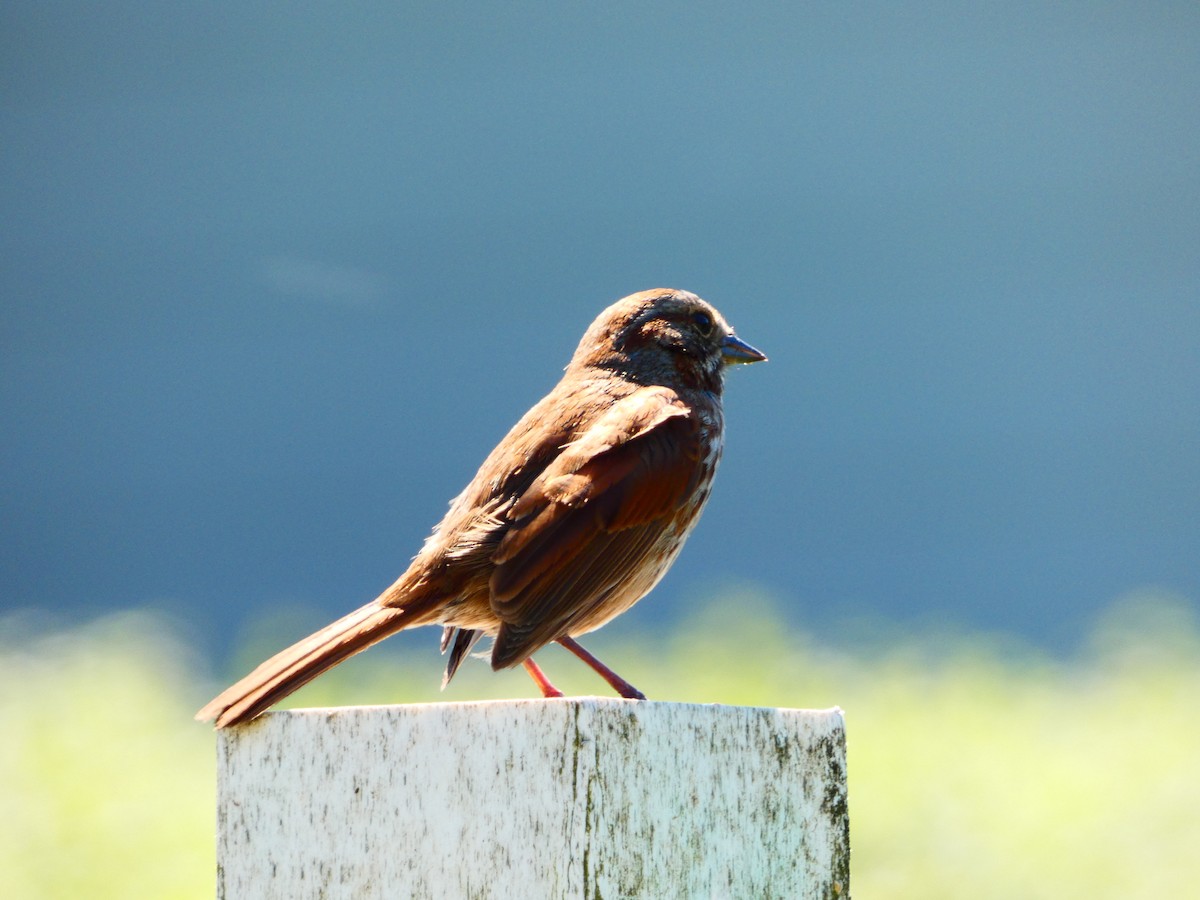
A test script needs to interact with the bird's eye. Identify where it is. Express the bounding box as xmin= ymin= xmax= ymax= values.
xmin=692 ymin=311 xmax=714 ymax=336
